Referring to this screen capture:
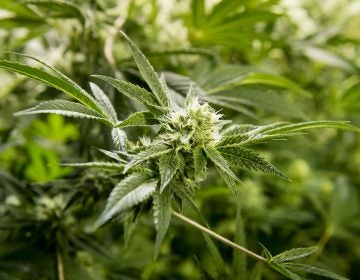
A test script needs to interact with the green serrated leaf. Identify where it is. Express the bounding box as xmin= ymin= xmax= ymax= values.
xmin=0 ymin=59 xmax=104 ymax=114
xmin=248 ymin=122 xmax=288 ymax=134
xmin=237 ymin=72 xmax=312 ymax=97
xmin=193 ymin=146 xmax=207 ymax=182
xmin=217 ymin=147 xmax=288 ymax=179
xmin=169 ymin=181 xmax=196 ymax=213
xmin=90 ymin=82 xmax=117 ymax=122
xmin=265 ymin=121 xmax=360 ymax=135
xmin=14 ymin=100 xmax=111 ymax=124
xmin=214 ymin=165 xmax=238 ymax=196
xmin=92 ymin=75 xmax=156 ymax=105
xmin=269 ymin=262 xmax=305 ymax=280
xmin=204 ymin=146 xmax=238 ymax=180
xmin=272 ymin=247 xmax=317 ymax=263
xmin=222 ymin=124 xmax=257 ymax=136
xmin=175 ymin=152 xmax=186 ymax=175
xmin=111 ymin=128 xmax=127 ymax=151
xmin=97 ymin=148 xmax=125 ymax=163
xmin=159 ymin=73 xmax=172 ymax=107
xmin=117 ymin=111 xmax=158 ymax=128
xmin=159 ymin=151 xmax=179 ymax=192
xmin=153 ymin=188 xmax=172 ymax=258
xmin=209 ymin=87 xmax=308 ymax=120
xmin=217 ymin=133 xmax=251 ymax=148
xmin=204 ymin=96 xmax=258 ymax=119
xmin=221 ymin=121 xmax=360 ymax=148
xmin=120 ymin=31 xmax=169 ymax=107
xmin=123 ymin=207 xmax=143 ymax=249
xmin=164 ymin=71 xmax=203 ymax=98
xmin=199 ymin=64 xmax=252 ymax=91
xmin=95 ymin=173 xmax=155 ymax=228
xmin=61 ymin=162 xmax=124 ymax=171
xmin=92 ymin=75 xmax=166 ymax=115
xmin=124 ymin=144 xmax=171 ymax=173
xmin=283 ymin=263 xmax=348 ymax=280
